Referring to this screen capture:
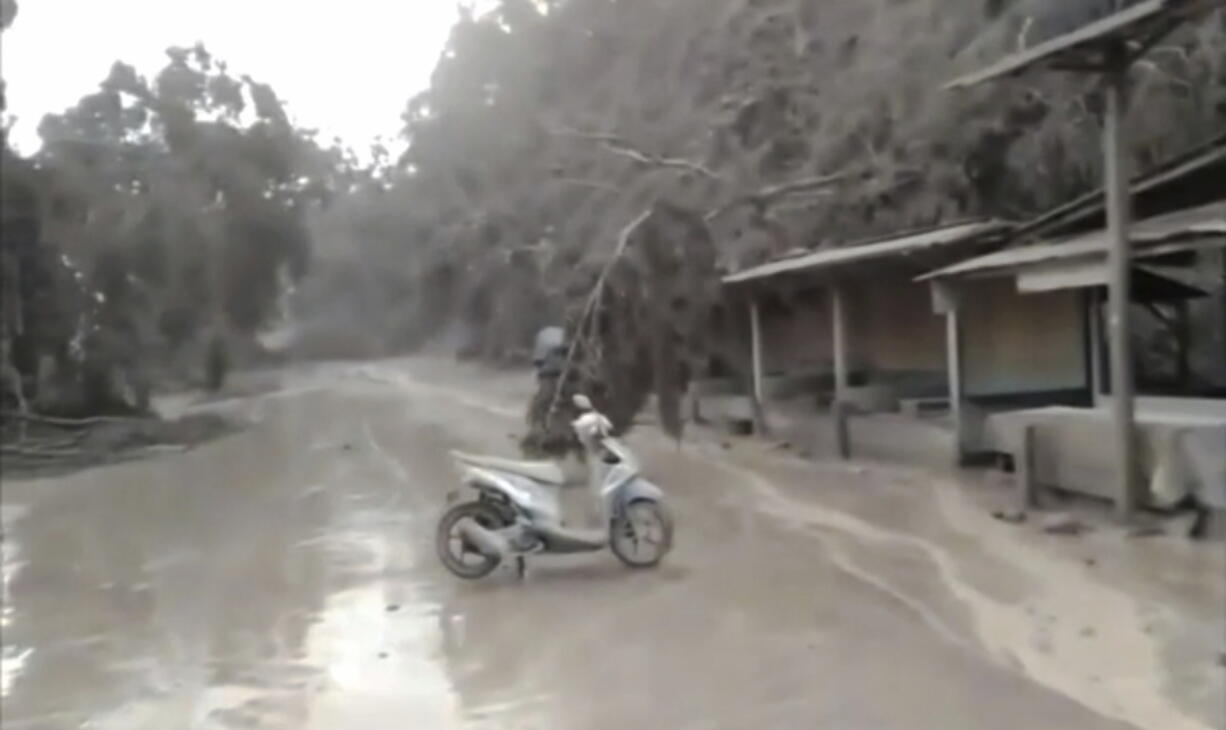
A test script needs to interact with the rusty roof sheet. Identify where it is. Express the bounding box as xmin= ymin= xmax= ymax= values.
xmin=944 ymin=0 xmax=1218 ymax=89
xmin=919 ymin=200 xmax=1226 ymax=280
xmin=722 ymin=220 xmax=1014 ymax=285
